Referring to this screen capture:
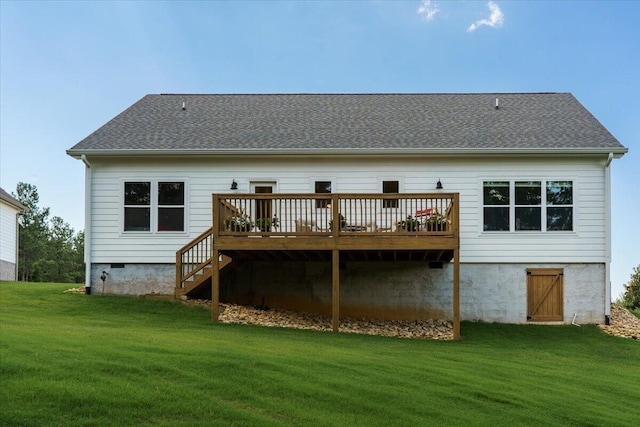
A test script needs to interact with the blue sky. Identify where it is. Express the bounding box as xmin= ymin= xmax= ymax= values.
xmin=1 ymin=0 xmax=638 ymax=298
